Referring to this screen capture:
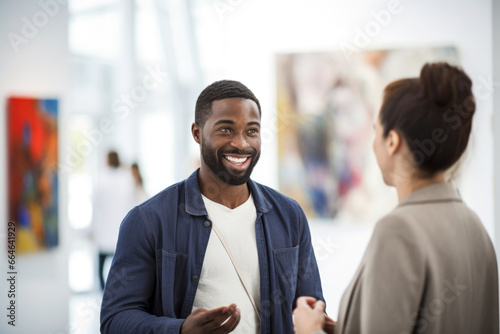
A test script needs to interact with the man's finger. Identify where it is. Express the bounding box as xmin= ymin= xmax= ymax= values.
xmin=220 ymin=307 xmax=241 ymax=333
xmin=196 ymin=305 xmax=228 ymax=325
xmin=207 ymin=304 xmax=237 ymax=329
xmin=191 ymin=308 xmax=206 ymax=315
